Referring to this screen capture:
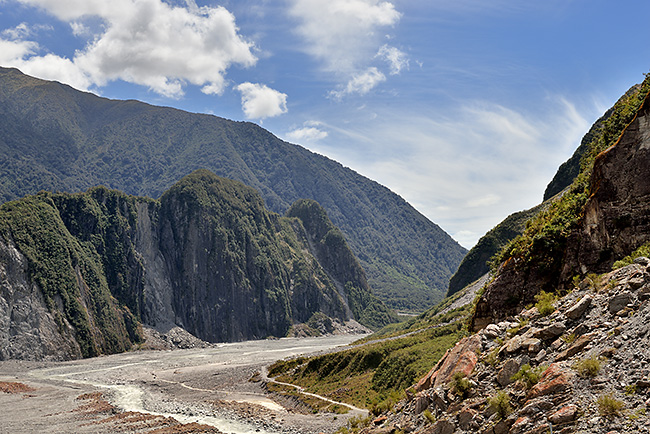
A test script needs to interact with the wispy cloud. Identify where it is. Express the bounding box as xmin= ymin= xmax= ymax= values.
xmin=236 ymin=82 xmax=288 ymax=120
xmin=376 ymin=44 xmax=408 ymax=75
xmin=313 ymin=97 xmax=592 ymax=248
xmin=2 ymin=0 xmax=257 ymax=97
xmin=288 ymin=0 xmax=401 ymax=74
